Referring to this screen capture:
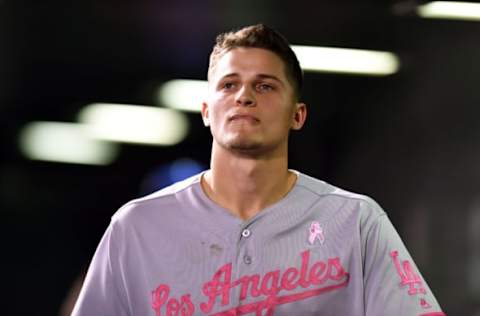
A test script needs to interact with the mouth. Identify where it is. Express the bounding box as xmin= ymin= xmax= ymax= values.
xmin=228 ymin=114 xmax=260 ymax=123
